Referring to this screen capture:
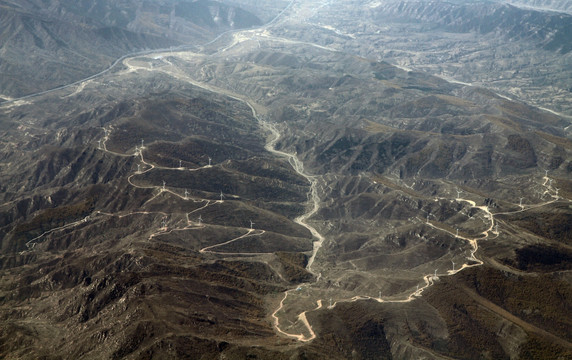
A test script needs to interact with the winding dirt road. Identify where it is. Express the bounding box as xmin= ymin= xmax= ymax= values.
xmin=9 ymin=0 xmax=572 ymax=345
